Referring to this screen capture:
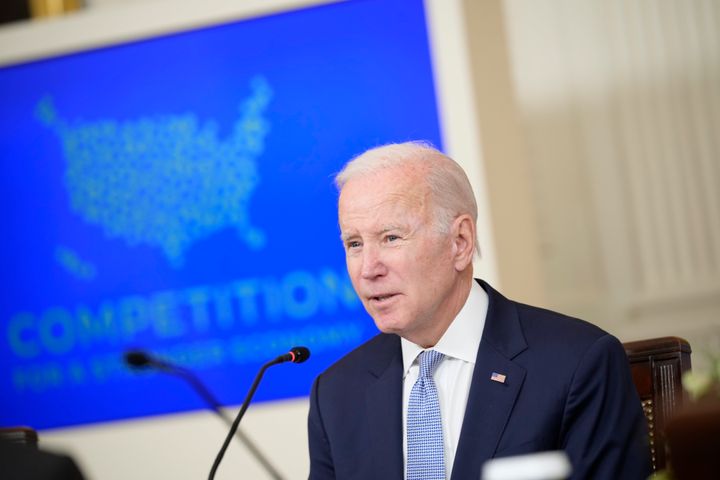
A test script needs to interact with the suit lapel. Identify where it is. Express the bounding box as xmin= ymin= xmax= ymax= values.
xmin=365 ymin=334 xmax=404 ymax=479
xmin=451 ymin=280 xmax=528 ymax=480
